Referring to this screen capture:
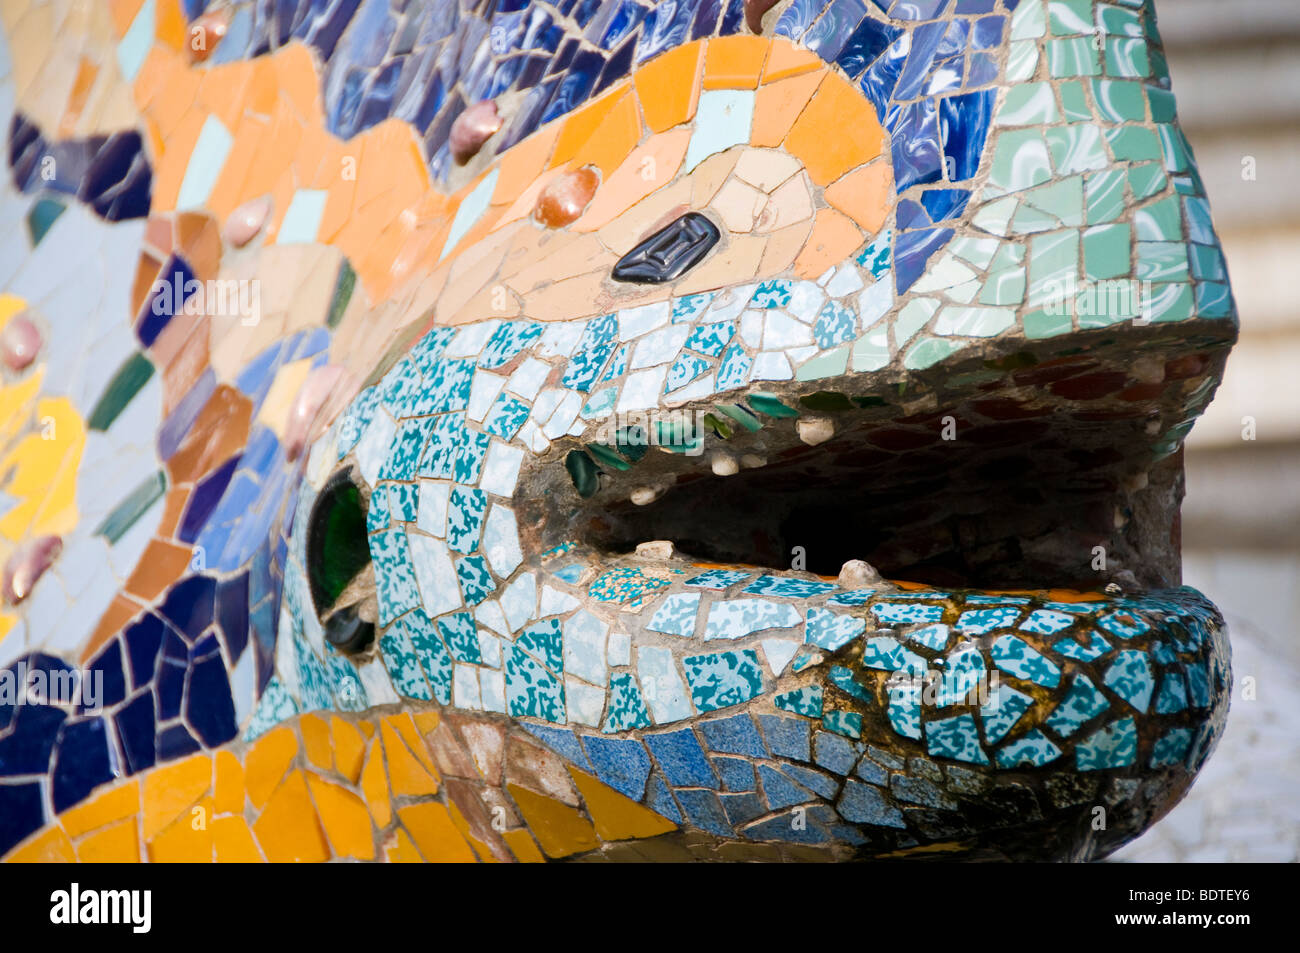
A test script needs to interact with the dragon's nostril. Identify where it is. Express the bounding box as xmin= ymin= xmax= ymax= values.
xmin=306 ymin=466 xmax=376 ymax=654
